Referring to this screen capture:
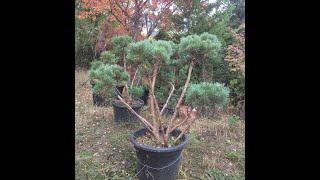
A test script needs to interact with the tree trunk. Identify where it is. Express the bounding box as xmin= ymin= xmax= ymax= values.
xmin=164 ymin=63 xmax=194 ymax=145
